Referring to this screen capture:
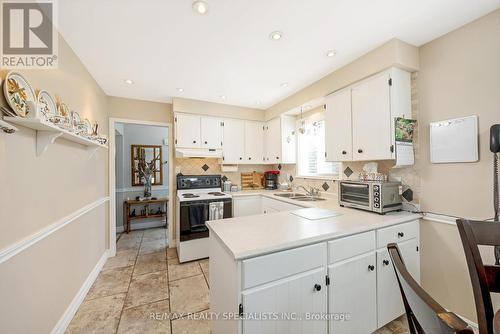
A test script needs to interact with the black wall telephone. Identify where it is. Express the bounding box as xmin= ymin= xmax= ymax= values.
xmin=491 ymin=124 xmax=500 ymax=264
